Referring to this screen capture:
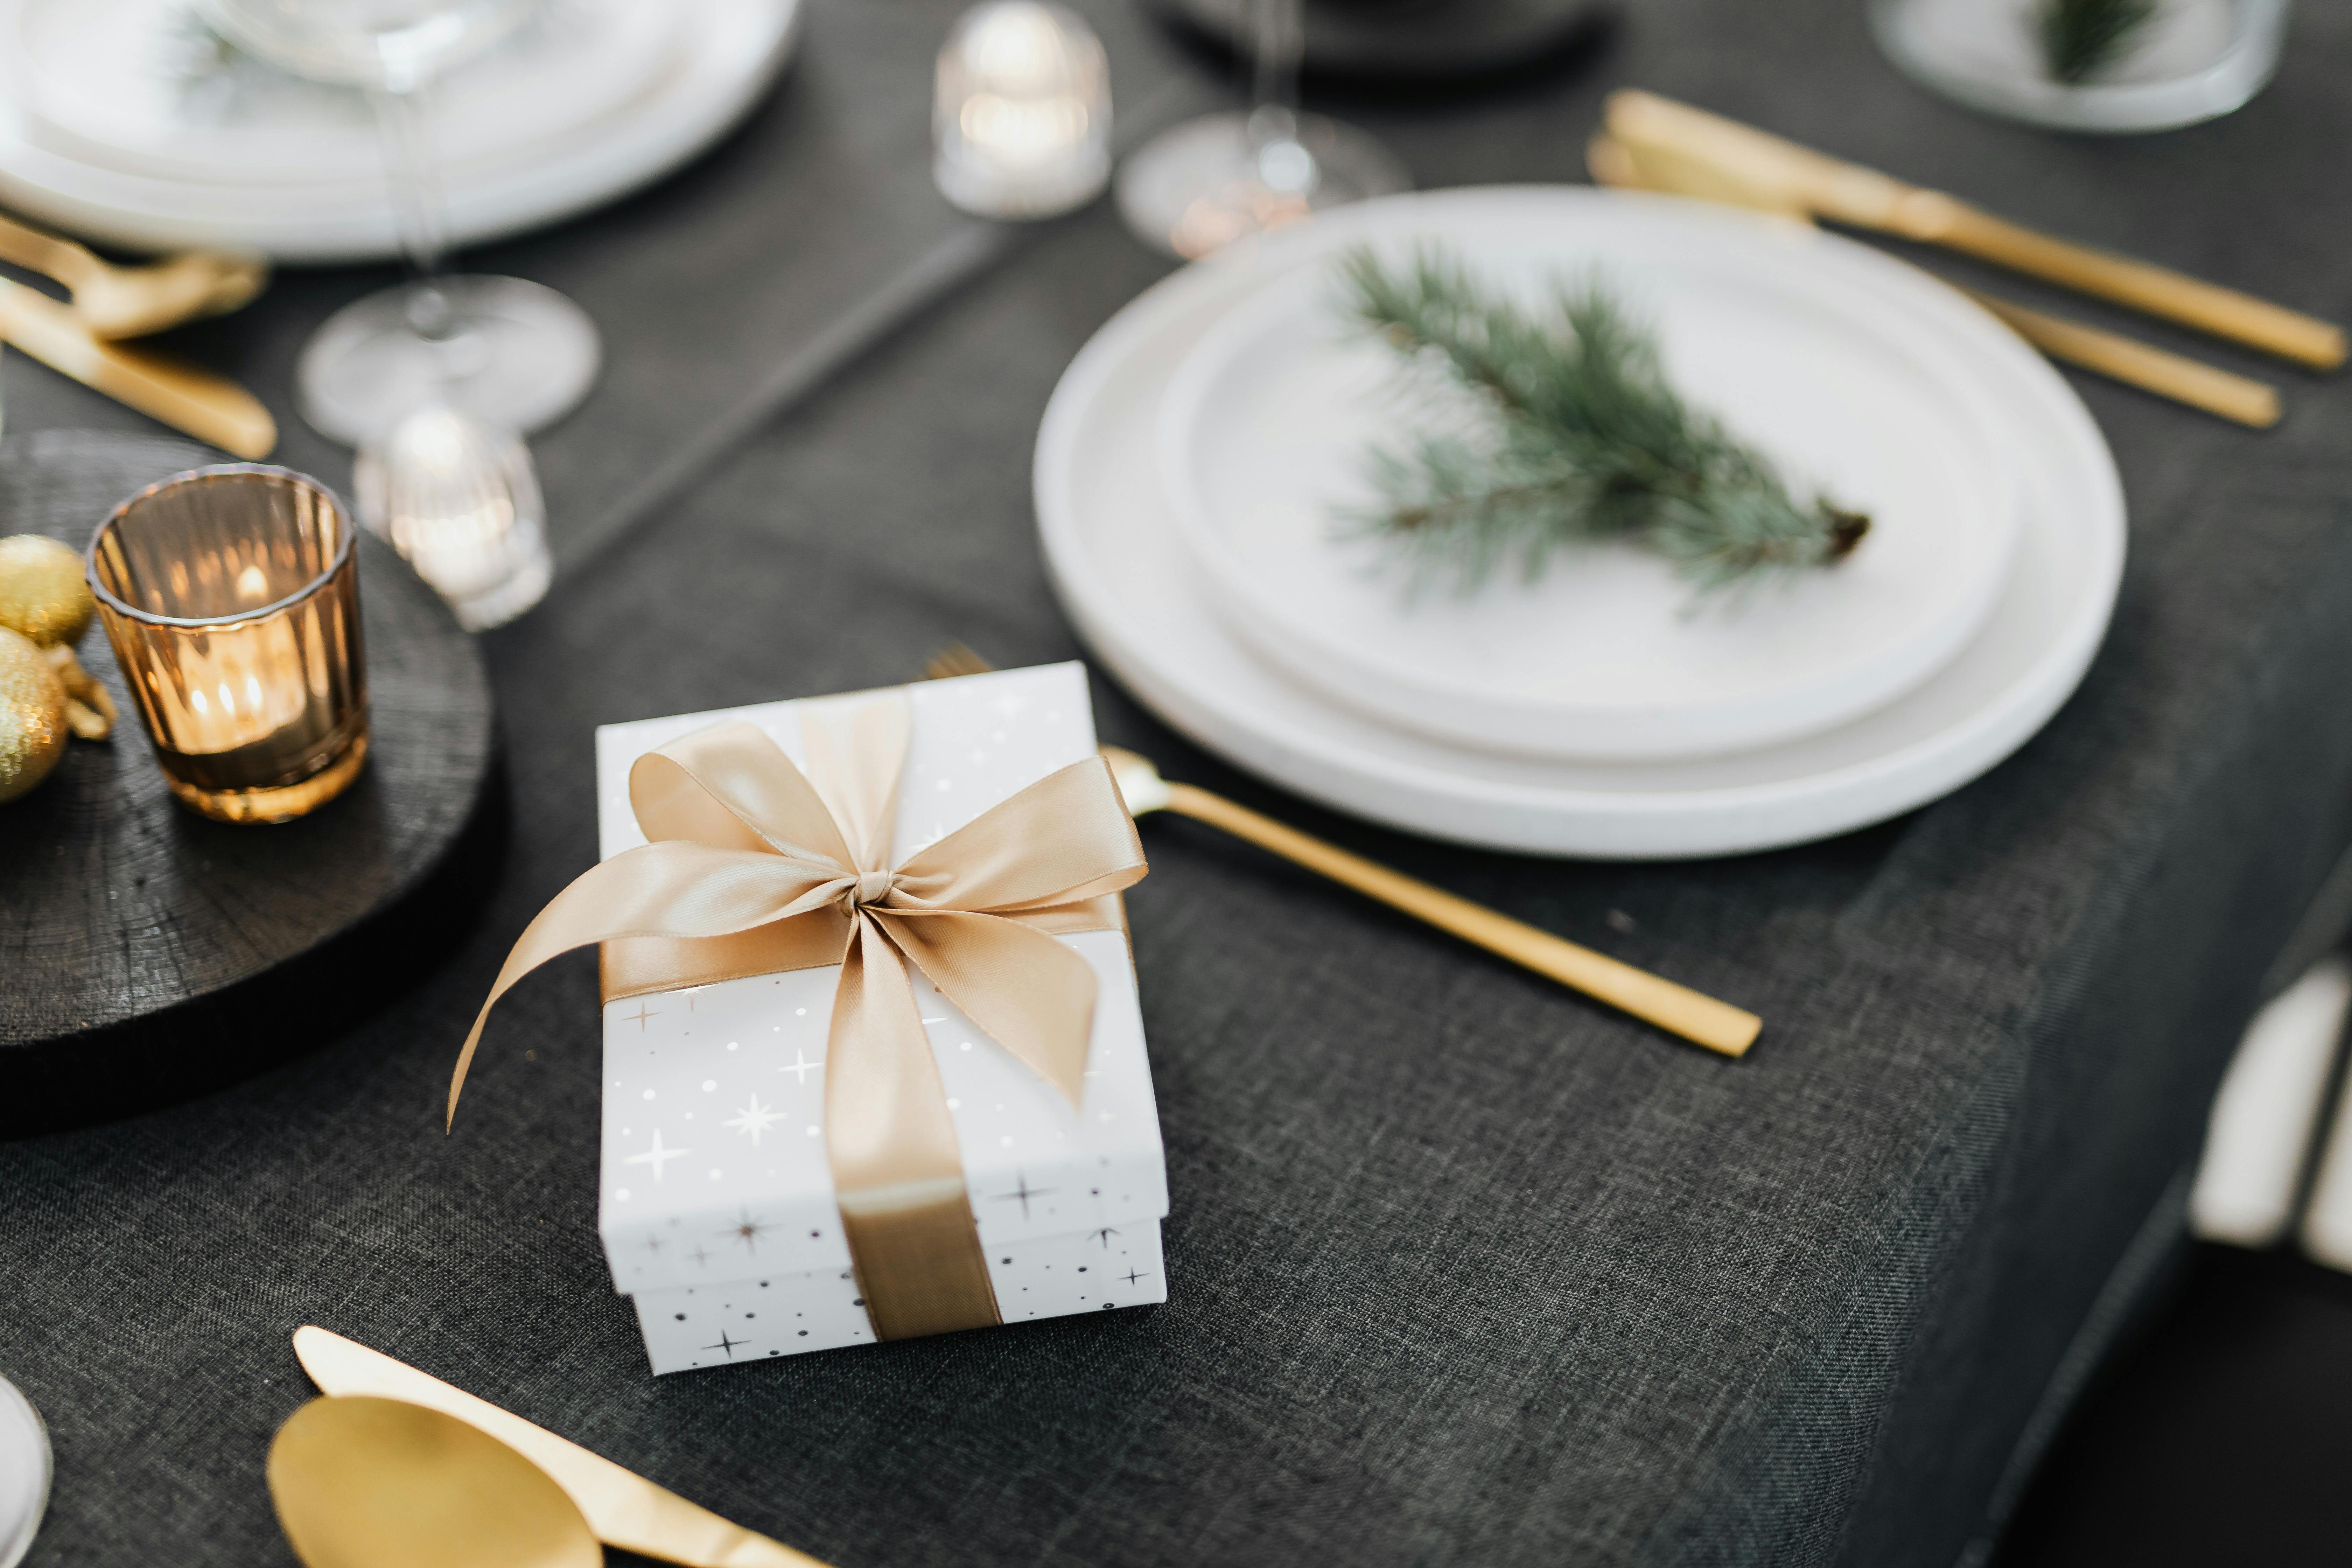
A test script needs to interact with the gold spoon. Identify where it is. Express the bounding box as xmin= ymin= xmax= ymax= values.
xmin=0 ymin=210 xmax=268 ymax=340
xmin=926 ymin=645 xmax=1761 ymax=1057
xmin=267 ymin=1395 xmax=600 ymax=1568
